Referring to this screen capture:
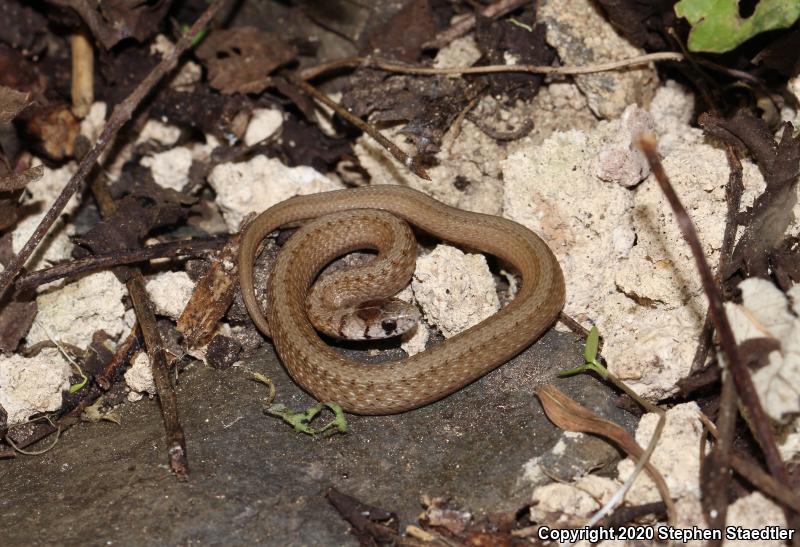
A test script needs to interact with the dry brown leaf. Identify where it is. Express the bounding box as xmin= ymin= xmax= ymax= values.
xmin=24 ymin=104 xmax=79 ymax=160
xmin=75 ymin=179 xmax=192 ymax=256
xmin=0 ymin=165 xmax=43 ymax=232
xmin=537 ymin=384 xmax=674 ymax=520
xmin=0 ymin=199 xmax=19 ymax=231
xmin=700 ymin=112 xmax=800 ymax=278
xmin=82 ymin=398 xmax=122 ymax=424
xmin=0 ymin=234 xmax=37 ymax=354
xmin=196 ymin=27 xmax=297 ymax=95
xmin=0 ymin=85 xmax=30 ymax=123
xmin=48 ymin=0 xmax=171 ymax=50
xmin=366 ymin=0 xmax=436 ymax=63
xmin=0 ymin=294 xmax=37 ymax=353
xmin=0 ymin=164 xmax=43 ymax=192
xmin=177 ymin=233 xmax=241 ymax=348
